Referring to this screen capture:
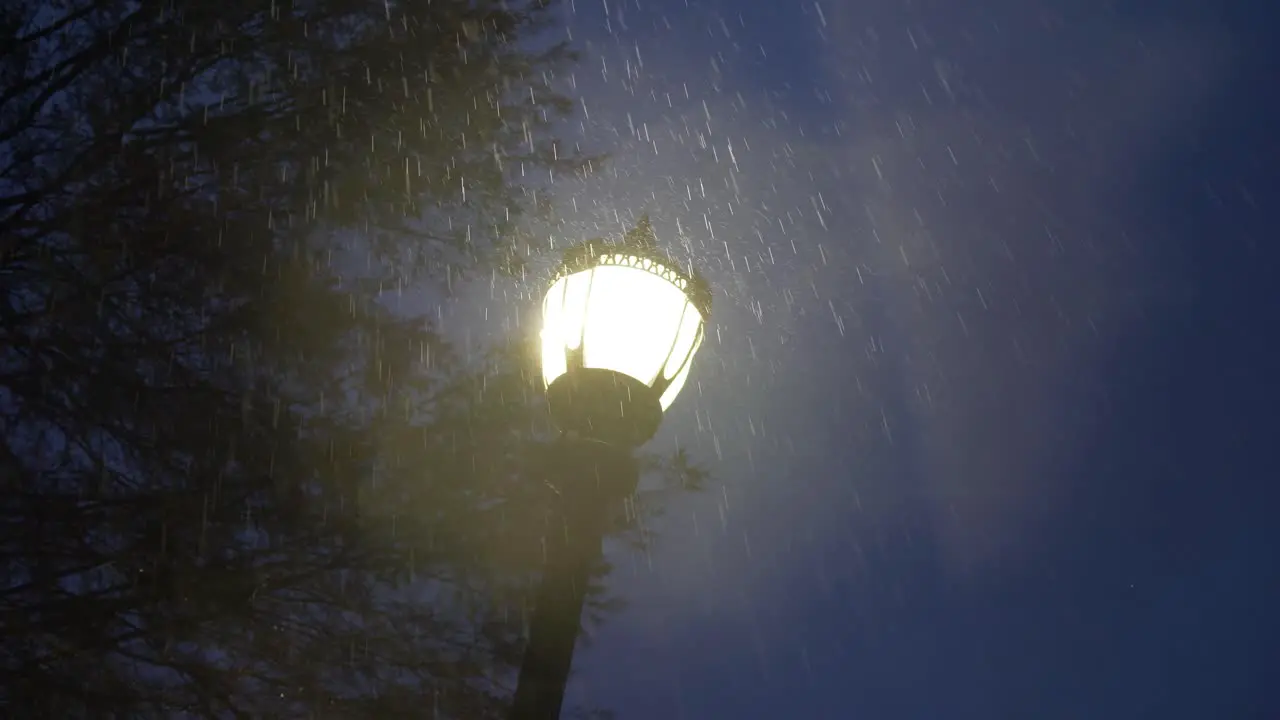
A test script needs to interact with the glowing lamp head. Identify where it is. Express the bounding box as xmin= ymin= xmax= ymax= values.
xmin=540 ymin=222 xmax=711 ymax=447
